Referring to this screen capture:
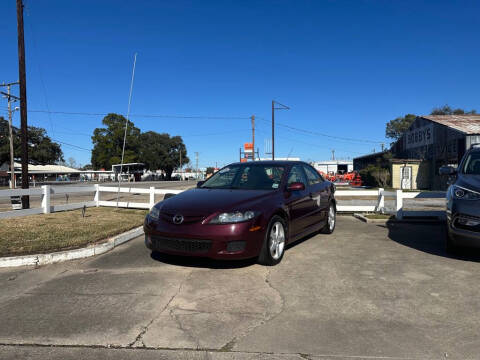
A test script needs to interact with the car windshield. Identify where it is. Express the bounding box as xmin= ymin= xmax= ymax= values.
xmin=463 ymin=152 xmax=480 ymax=175
xmin=201 ymin=164 xmax=285 ymax=190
